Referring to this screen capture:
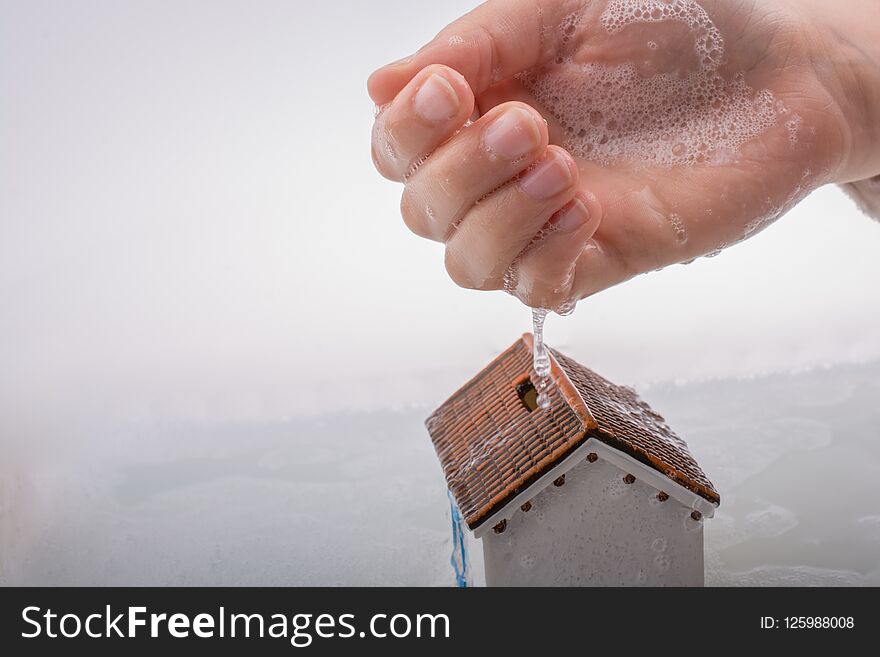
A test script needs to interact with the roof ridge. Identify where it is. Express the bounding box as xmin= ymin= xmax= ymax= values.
xmin=522 ymin=332 xmax=596 ymax=429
